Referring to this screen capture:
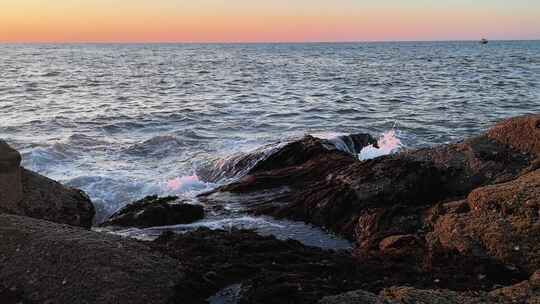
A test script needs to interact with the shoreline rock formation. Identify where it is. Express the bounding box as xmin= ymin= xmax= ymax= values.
xmin=1 ymin=113 xmax=539 ymax=303
xmin=100 ymin=195 xmax=205 ymax=228
xmin=0 ymin=140 xmax=95 ymax=228
xmin=0 ymin=140 xmax=23 ymax=212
